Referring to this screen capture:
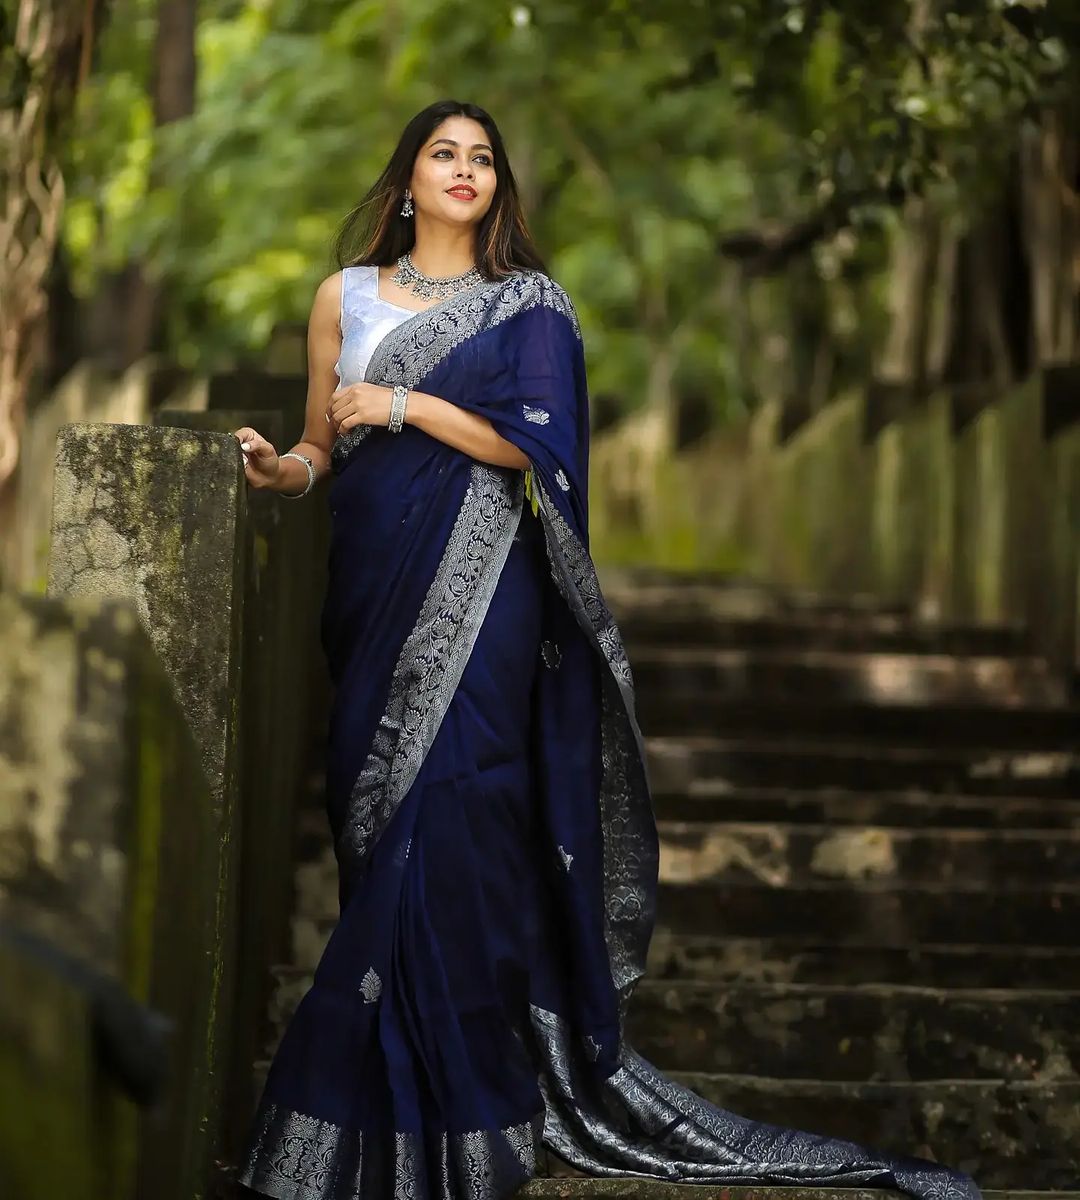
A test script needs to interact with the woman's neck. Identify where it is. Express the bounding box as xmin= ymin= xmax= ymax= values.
xmin=408 ymin=220 xmax=478 ymax=278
